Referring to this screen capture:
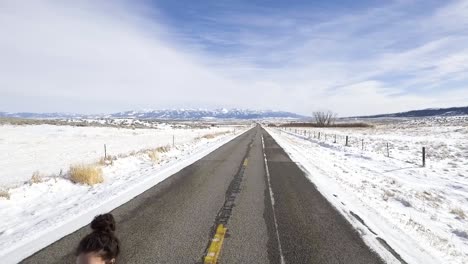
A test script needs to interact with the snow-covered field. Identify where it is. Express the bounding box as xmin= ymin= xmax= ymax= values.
xmin=289 ymin=116 xmax=468 ymax=167
xmin=0 ymin=124 xmax=241 ymax=187
xmin=0 ymin=123 xmax=249 ymax=263
xmin=267 ymin=116 xmax=468 ymax=264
